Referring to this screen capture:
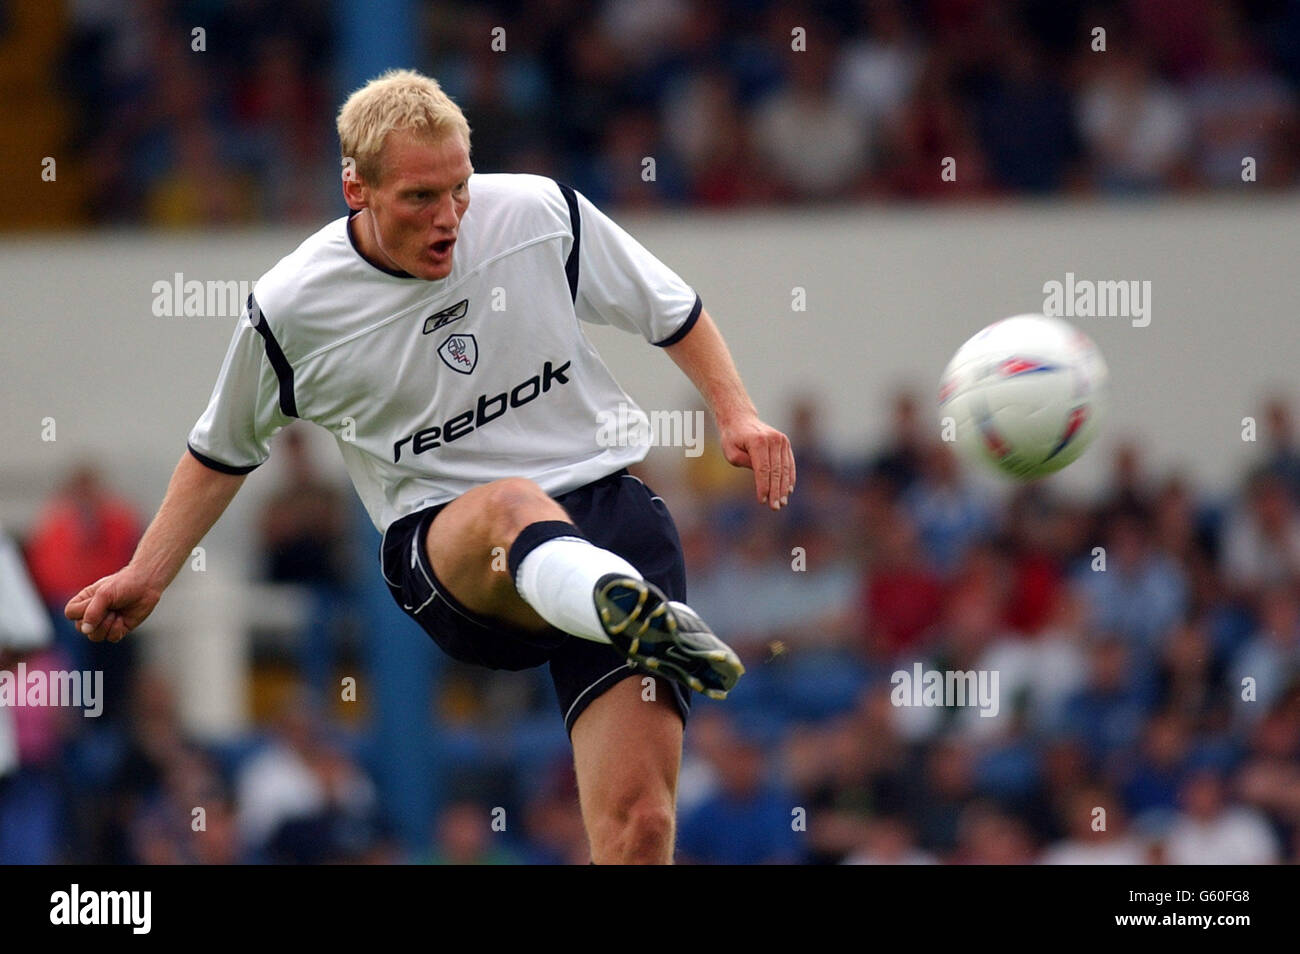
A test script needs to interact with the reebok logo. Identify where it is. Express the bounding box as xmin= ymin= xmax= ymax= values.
xmin=393 ymin=360 xmax=571 ymax=462
xmin=423 ymin=299 xmax=469 ymax=334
